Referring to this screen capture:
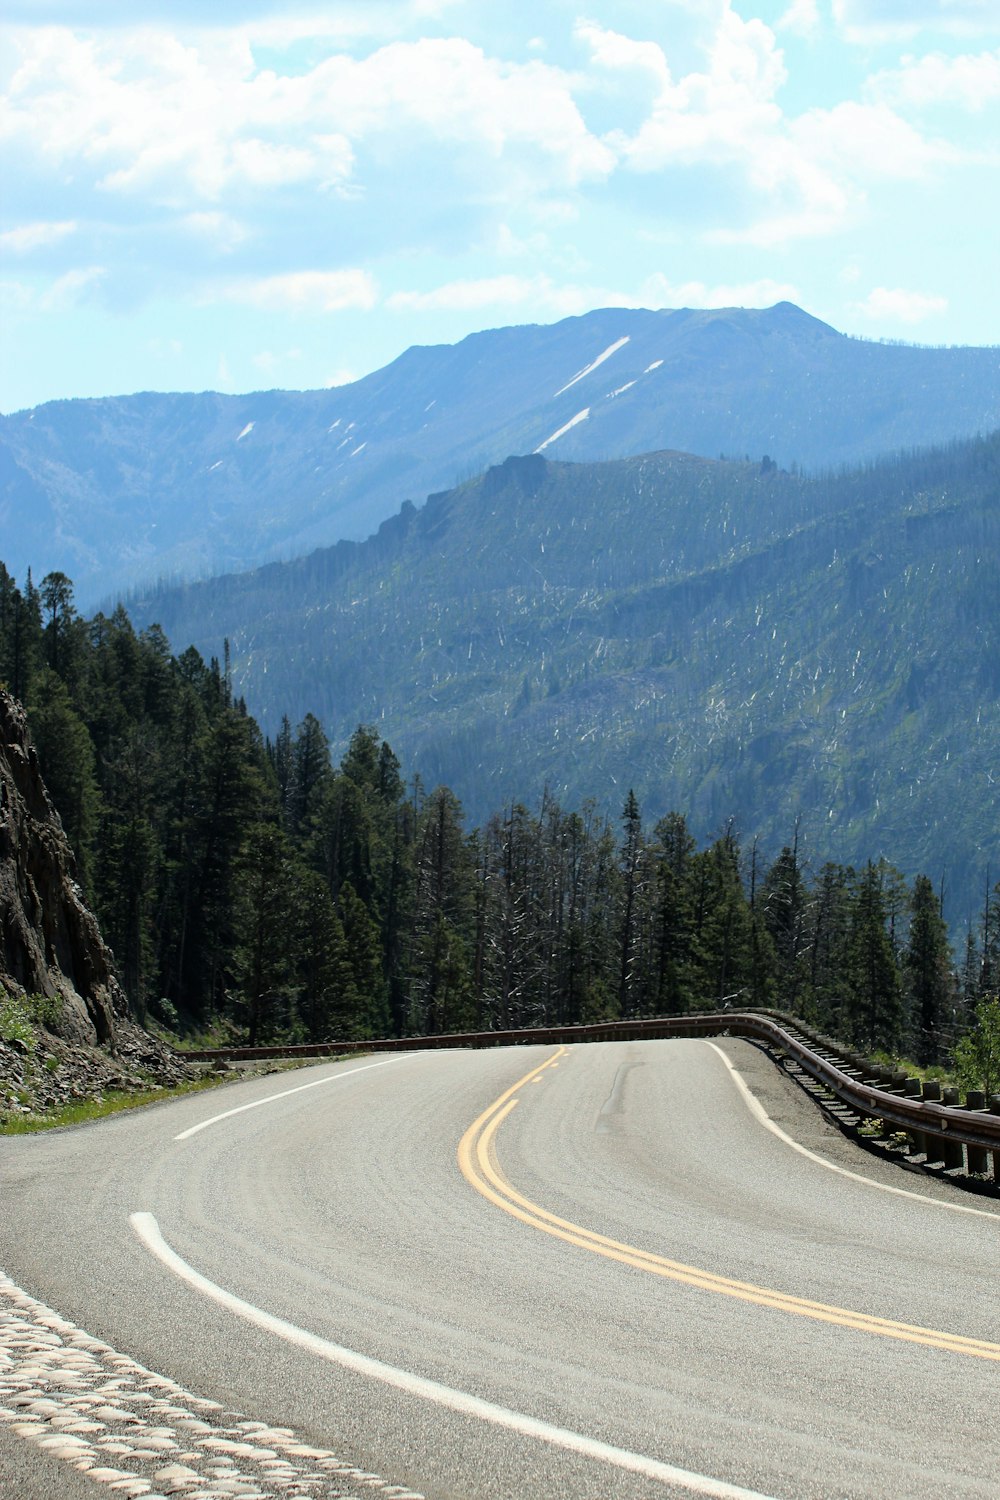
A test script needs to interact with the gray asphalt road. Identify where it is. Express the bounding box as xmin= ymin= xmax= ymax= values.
xmin=2 ymin=1040 xmax=998 ymax=1500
